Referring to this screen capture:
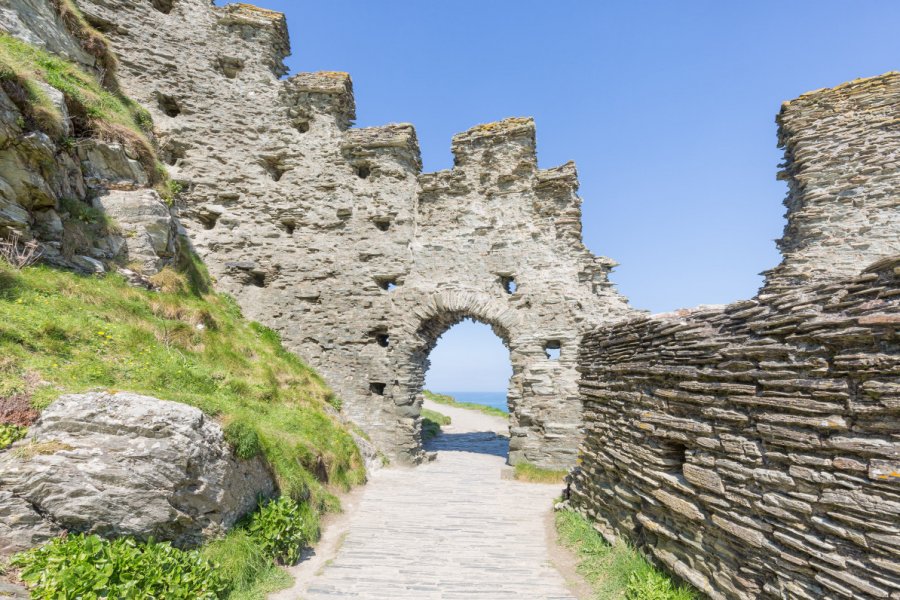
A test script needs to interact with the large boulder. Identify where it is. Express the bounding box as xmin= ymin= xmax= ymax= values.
xmin=0 ymin=392 xmax=275 ymax=554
